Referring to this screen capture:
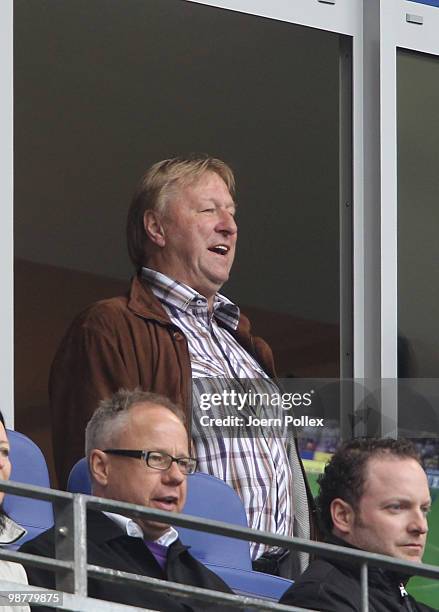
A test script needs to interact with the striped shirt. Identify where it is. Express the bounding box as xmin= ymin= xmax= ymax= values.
xmin=142 ymin=268 xmax=309 ymax=561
